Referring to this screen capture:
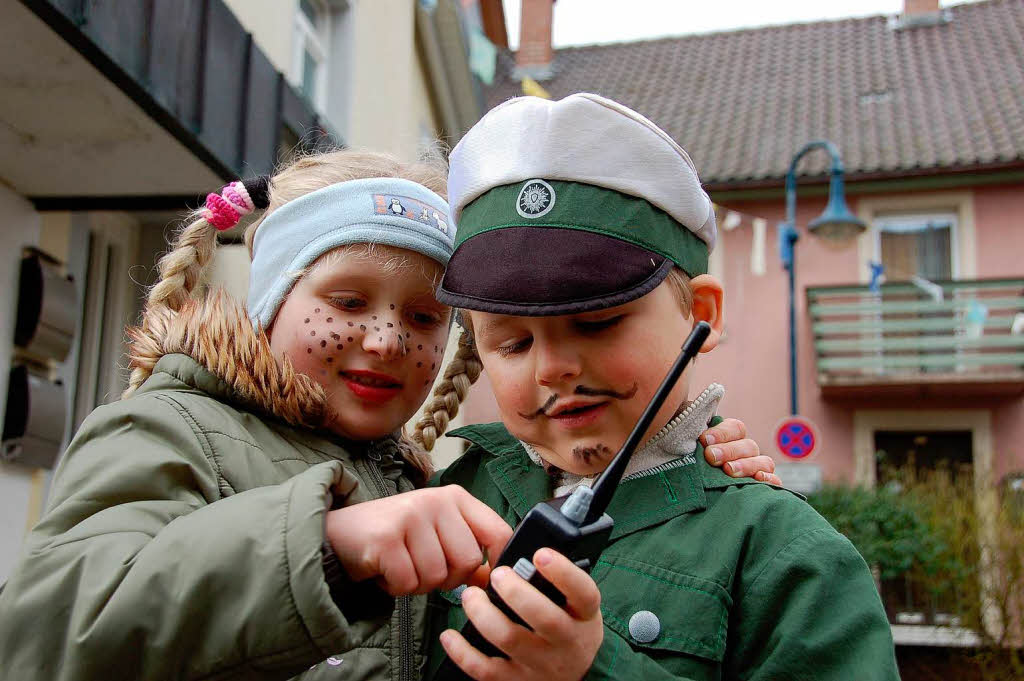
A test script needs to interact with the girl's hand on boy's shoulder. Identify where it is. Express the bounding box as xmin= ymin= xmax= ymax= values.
xmin=324 ymin=485 xmax=512 ymax=596
xmin=700 ymin=418 xmax=783 ymax=486
xmin=440 ymin=548 xmax=603 ymax=681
